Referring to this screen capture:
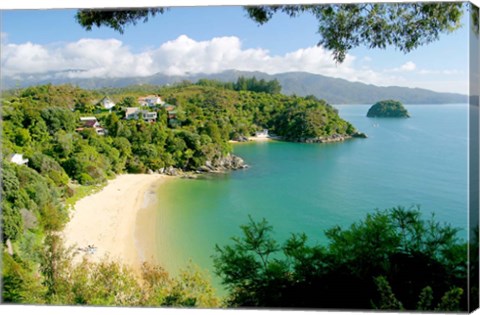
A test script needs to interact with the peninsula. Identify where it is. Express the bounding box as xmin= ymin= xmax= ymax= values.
xmin=1 ymin=80 xmax=365 ymax=306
